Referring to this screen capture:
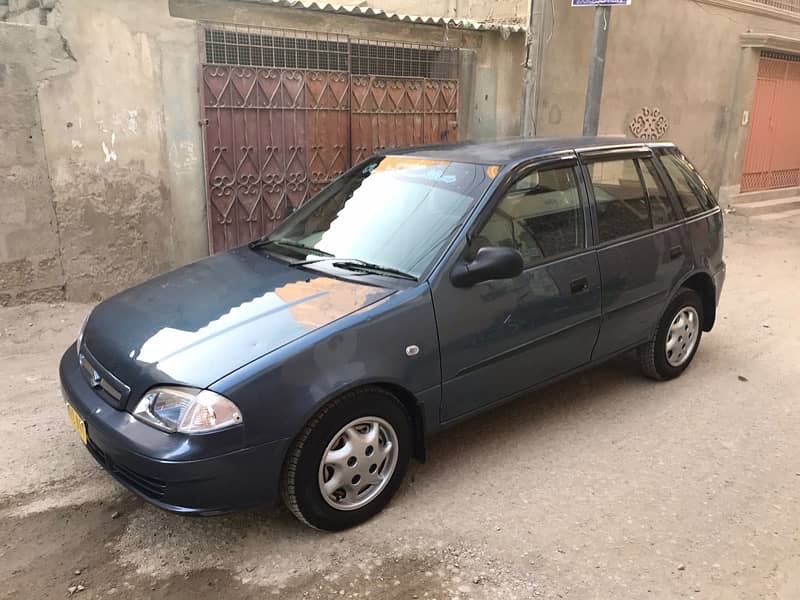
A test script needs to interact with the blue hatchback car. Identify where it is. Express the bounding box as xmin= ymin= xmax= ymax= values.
xmin=60 ymin=137 xmax=725 ymax=530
